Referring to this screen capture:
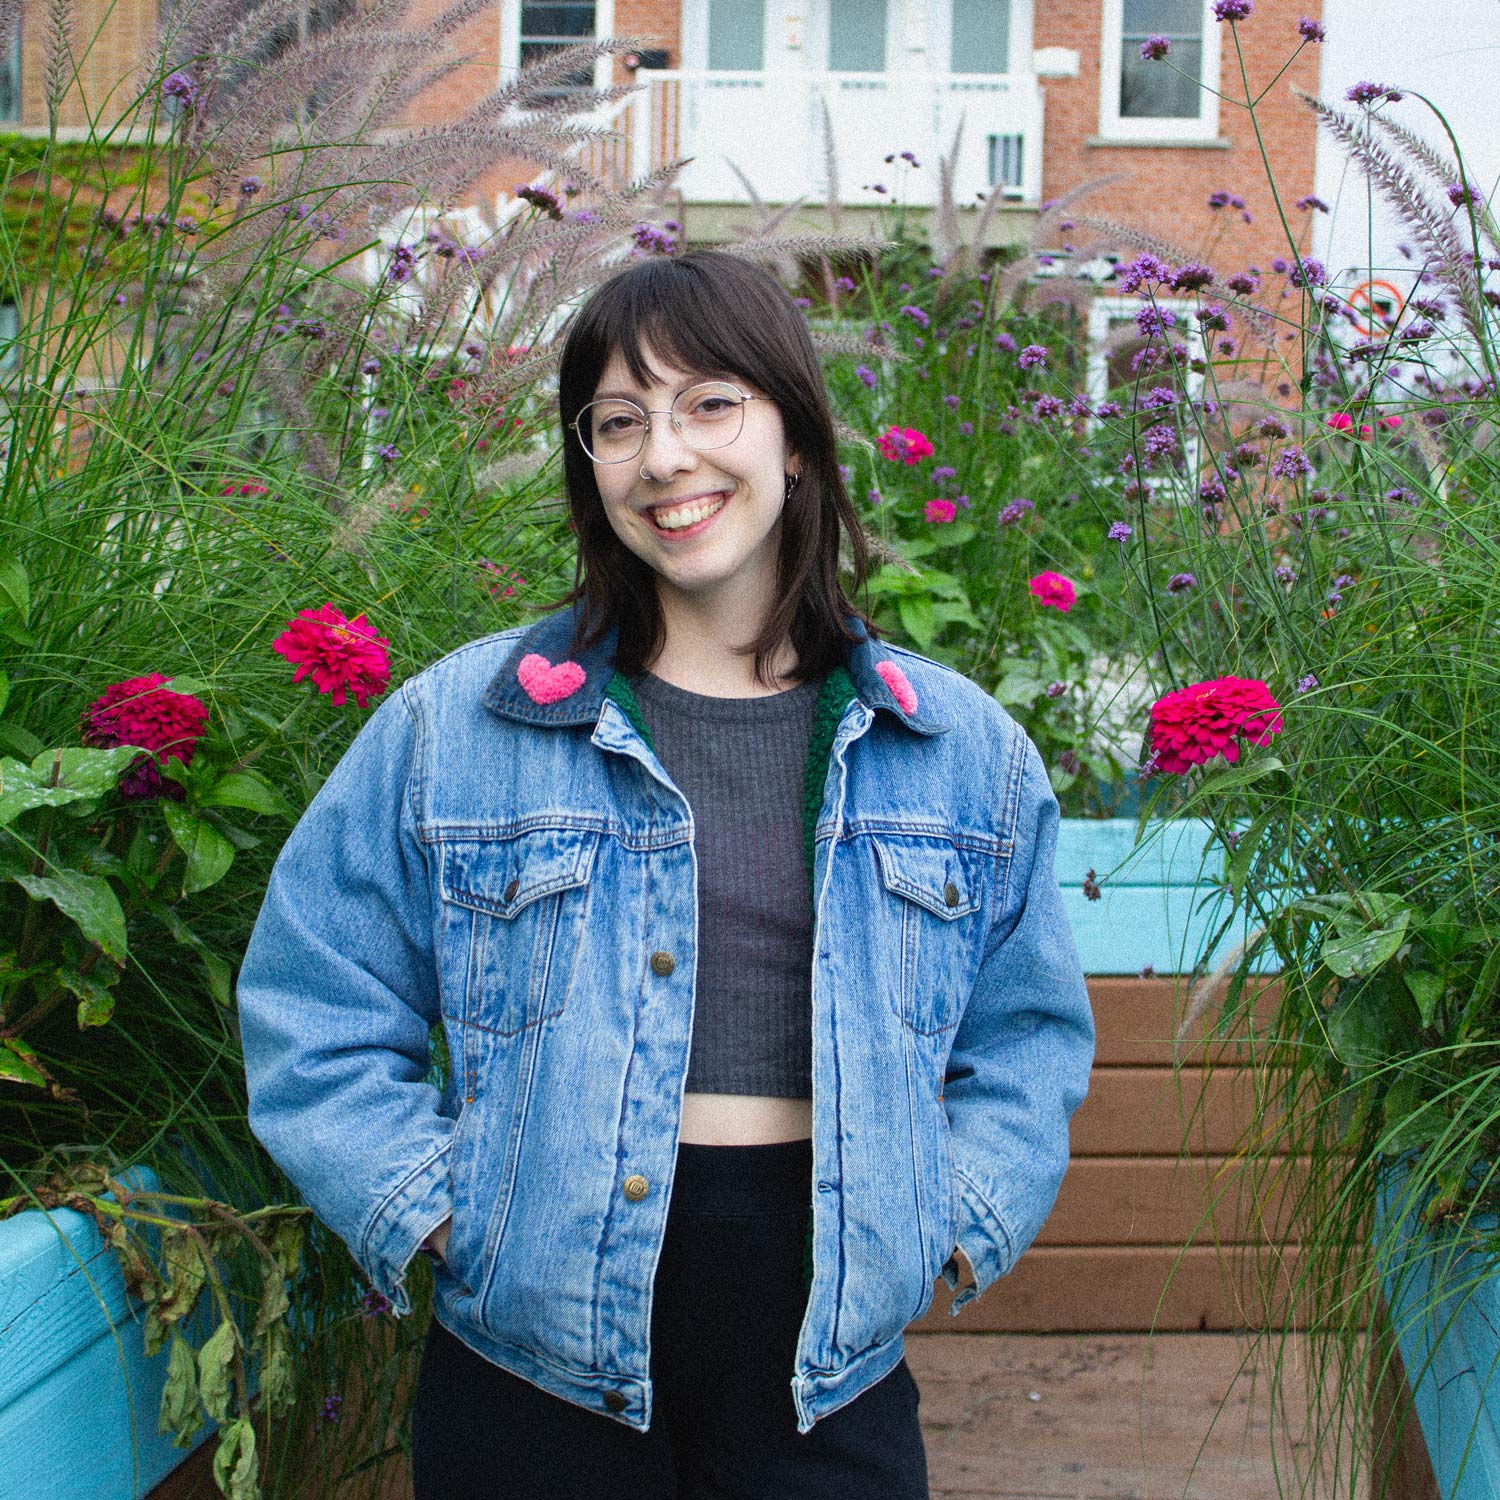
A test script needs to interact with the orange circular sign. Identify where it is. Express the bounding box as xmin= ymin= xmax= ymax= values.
xmin=1345 ymin=279 xmax=1405 ymax=338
